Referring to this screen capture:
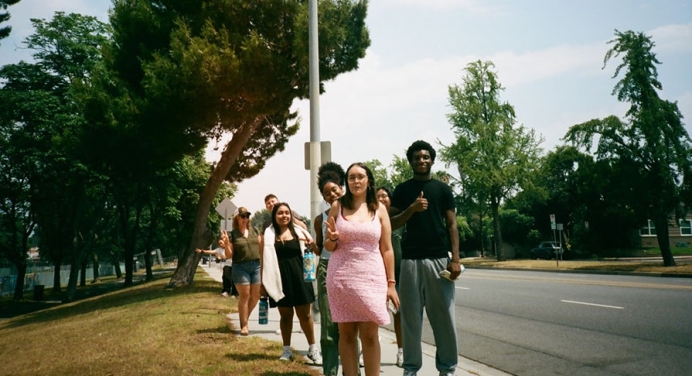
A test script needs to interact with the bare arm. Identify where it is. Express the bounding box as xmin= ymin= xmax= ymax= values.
xmin=444 ymin=208 xmax=462 ymax=279
xmin=220 ymin=230 xmax=233 ymax=259
xmin=390 ymin=191 xmax=428 ymax=229
xmin=323 ymin=201 xmax=340 ymax=252
xmin=195 ymin=248 xmax=218 ymax=256
xmin=313 ymin=214 xmax=323 ymax=256
xmin=378 ymin=205 xmax=399 ymax=309
xmin=292 ymin=212 xmax=308 ymax=230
